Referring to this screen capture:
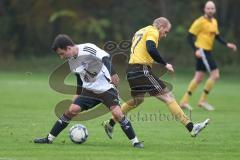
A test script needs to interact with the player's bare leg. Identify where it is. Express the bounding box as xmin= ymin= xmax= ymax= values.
xmin=180 ymin=71 xmax=205 ymax=110
xmin=110 ymin=105 xmax=144 ymax=148
xmin=34 ymin=104 xmax=81 ymax=144
xmin=156 ymin=91 xmax=210 ymax=137
xmin=199 ymin=69 xmax=220 ymax=111
xmin=102 ymin=94 xmax=144 ymax=139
